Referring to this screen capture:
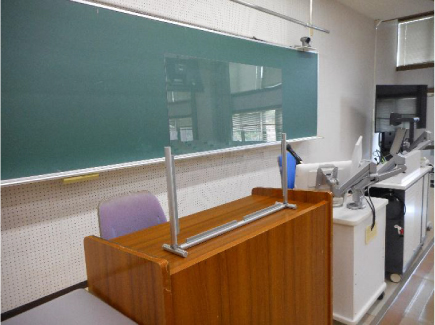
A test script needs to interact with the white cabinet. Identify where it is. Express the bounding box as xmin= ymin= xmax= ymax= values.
xmin=403 ymin=177 xmax=423 ymax=270
xmin=332 ymin=197 xmax=388 ymax=325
